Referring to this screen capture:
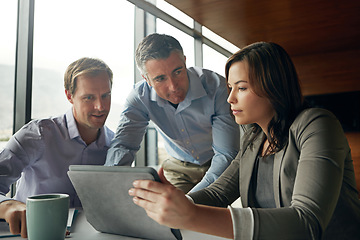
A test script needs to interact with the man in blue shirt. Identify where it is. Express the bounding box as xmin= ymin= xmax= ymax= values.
xmin=106 ymin=33 xmax=239 ymax=193
xmin=0 ymin=57 xmax=114 ymax=238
